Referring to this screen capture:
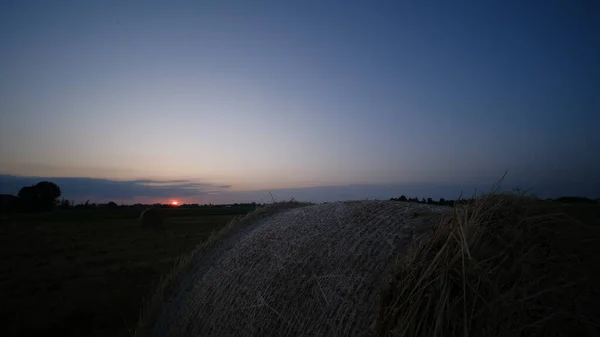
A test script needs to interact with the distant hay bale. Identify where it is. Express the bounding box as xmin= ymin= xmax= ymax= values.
xmin=139 ymin=208 xmax=164 ymax=229
xmin=135 ymin=200 xmax=451 ymax=337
